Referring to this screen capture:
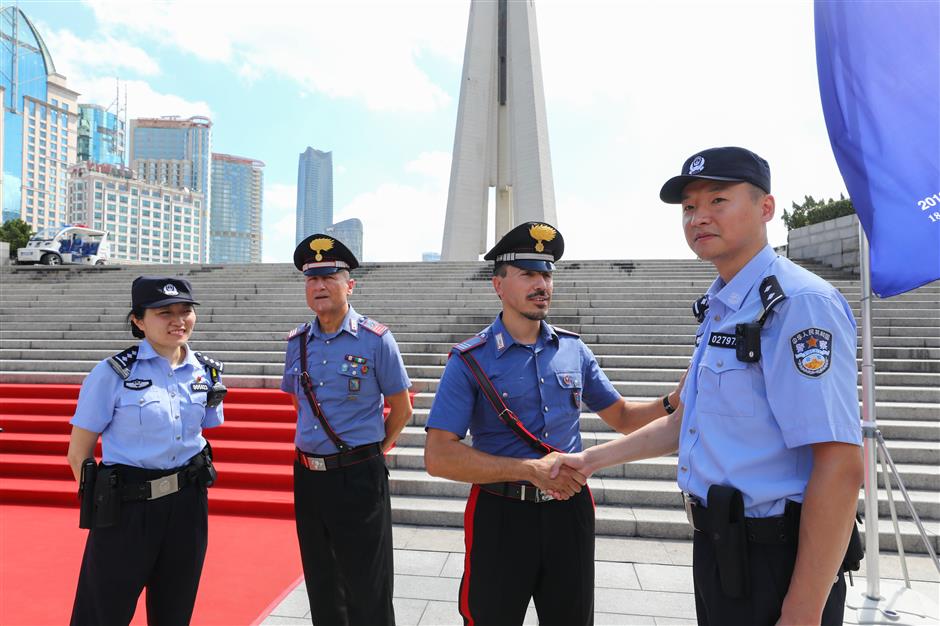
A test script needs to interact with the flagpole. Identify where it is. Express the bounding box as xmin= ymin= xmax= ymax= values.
xmin=859 ymin=223 xmax=881 ymax=601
